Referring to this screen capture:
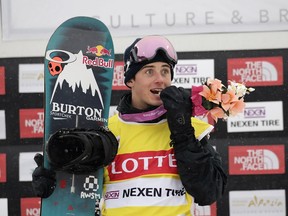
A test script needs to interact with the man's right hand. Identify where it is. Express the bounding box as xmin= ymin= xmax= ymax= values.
xmin=160 ymin=86 xmax=194 ymax=139
xmin=32 ymin=153 xmax=56 ymax=198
